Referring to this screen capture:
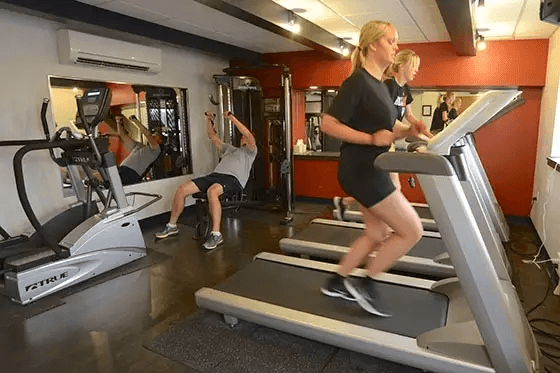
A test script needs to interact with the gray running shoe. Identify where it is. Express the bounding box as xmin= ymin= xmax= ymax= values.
xmin=333 ymin=197 xmax=345 ymax=221
xmin=203 ymin=232 xmax=224 ymax=250
xmin=155 ymin=224 xmax=179 ymax=239
xmin=344 ymin=277 xmax=392 ymax=317
xmin=320 ymin=274 xmax=356 ymax=301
